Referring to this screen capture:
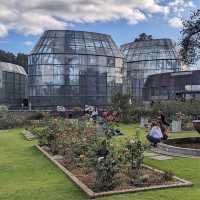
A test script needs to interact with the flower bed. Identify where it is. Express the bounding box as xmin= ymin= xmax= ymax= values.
xmin=32 ymin=116 xmax=192 ymax=198
xmin=36 ymin=144 xmax=192 ymax=198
